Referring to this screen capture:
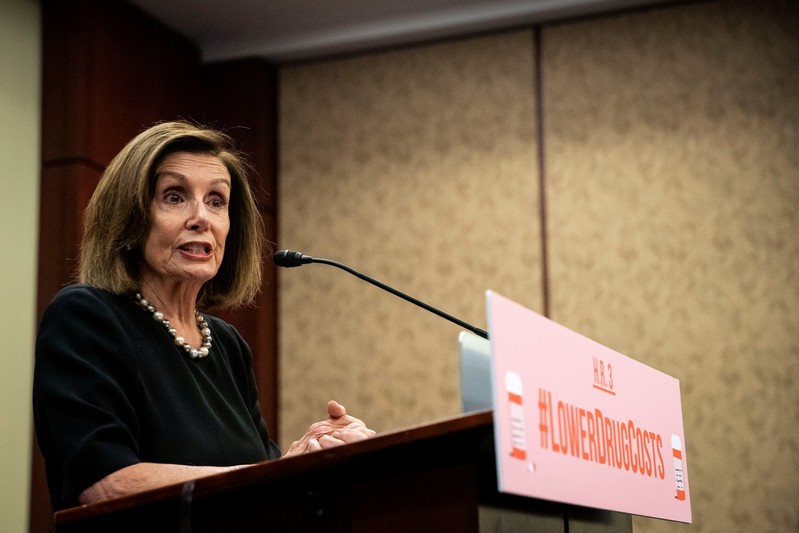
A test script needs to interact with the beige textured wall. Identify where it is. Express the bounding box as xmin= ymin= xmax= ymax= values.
xmin=278 ymin=1 xmax=798 ymax=531
xmin=279 ymin=31 xmax=542 ymax=438
xmin=544 ymin=1 xmax=798 ymax=531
